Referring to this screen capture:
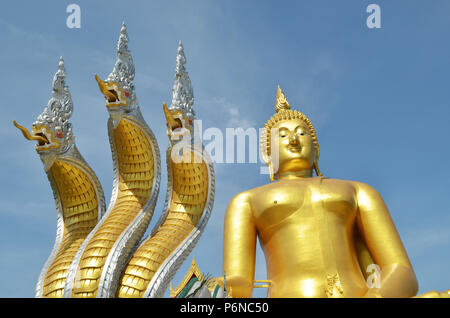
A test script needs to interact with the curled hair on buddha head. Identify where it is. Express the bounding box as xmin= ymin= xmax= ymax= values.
xmin=260 ymin=85 xmax=322 ymax=181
